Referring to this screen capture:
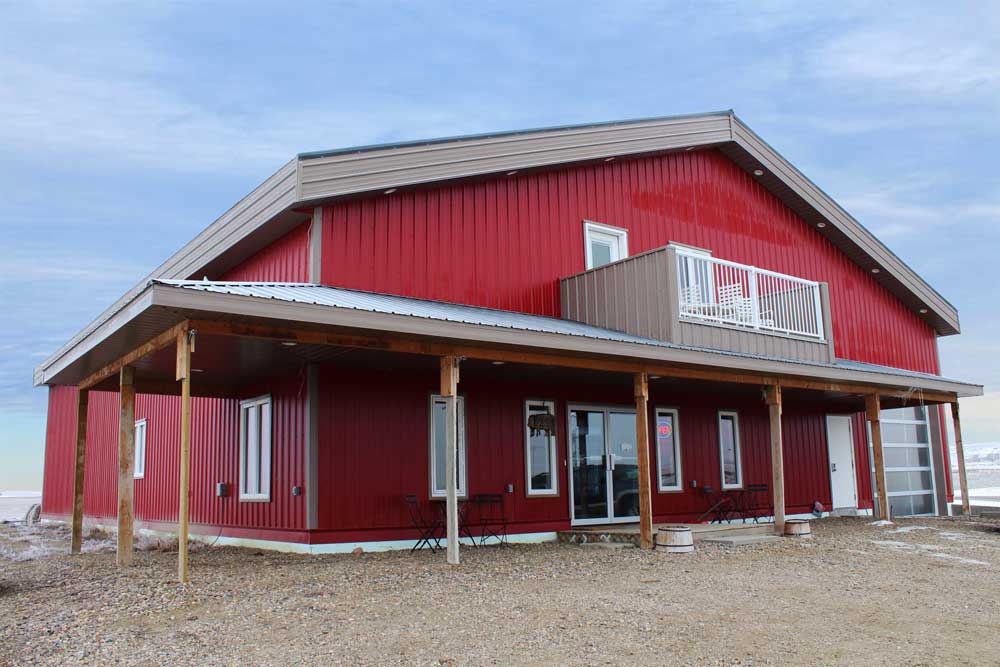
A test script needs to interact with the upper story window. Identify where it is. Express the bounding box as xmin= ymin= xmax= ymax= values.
xmin=239 ymin=395 xmax=272 ymax=502
xmin=134 ymin=419 xmax=147 ymax=479
xmin=584 ymin=221 xmax=628 ymax=269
